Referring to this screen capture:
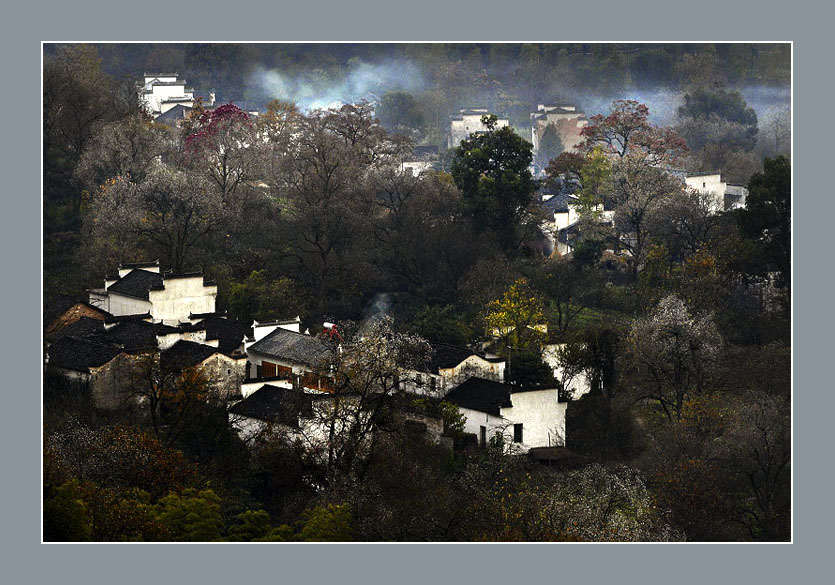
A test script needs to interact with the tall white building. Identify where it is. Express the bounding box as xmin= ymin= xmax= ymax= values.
xmin=684 ymin=171 xmax=749 ymax=212
xmin=139 ymin=73 xmax=195 ymax=118
xmin=447 ymin=108 xmax=510 ymax=149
